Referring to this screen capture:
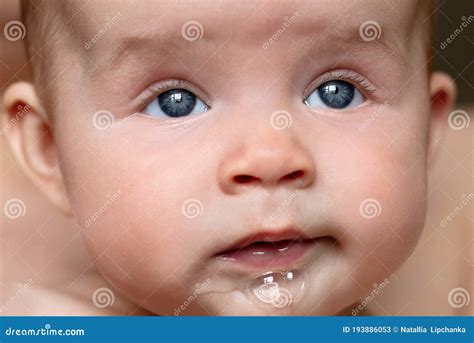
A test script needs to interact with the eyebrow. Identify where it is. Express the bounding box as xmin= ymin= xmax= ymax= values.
xmin=90 ymin=20 xmax=411 ymax=85
xmin=297 ymin=20 xmax=411 ymax=72
xmin=89 ymin=34 xmax=180 ymax=82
